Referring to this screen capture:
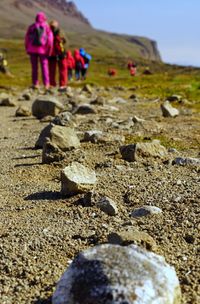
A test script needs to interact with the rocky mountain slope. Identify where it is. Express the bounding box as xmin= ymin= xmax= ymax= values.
xmin=0 ymin=0 xmax=161 ymax=61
